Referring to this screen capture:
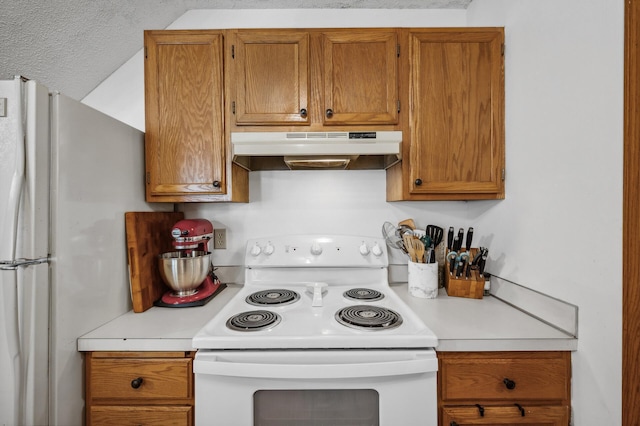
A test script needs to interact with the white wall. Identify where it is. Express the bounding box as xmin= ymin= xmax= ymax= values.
xmin=466 ymin=0 xmax=623 ymax=424
xmin=84 ymin=5 xmax=623 ymax=425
